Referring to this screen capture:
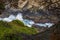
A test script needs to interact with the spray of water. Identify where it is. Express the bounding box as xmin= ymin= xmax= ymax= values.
xmin=0 ymin=13 xmax=54 ymax=27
